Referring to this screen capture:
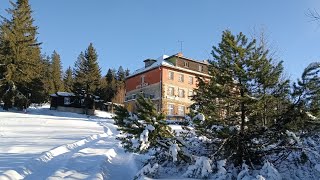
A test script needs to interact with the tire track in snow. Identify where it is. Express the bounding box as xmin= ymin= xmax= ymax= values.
xmin=0 ymin=131 xmax=112 ymax=180
xmin=0 ymin=112 xmax=139 ymax=180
